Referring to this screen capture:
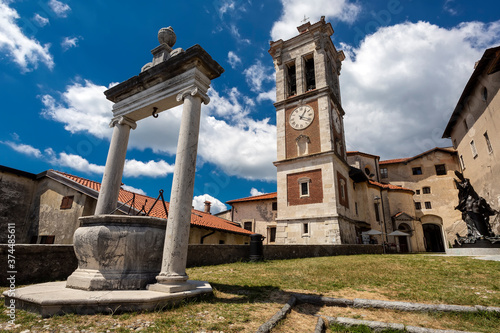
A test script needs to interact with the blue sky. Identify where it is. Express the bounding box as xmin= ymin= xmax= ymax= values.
xmin=1 ymin=0 xmax=500 ymax=213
